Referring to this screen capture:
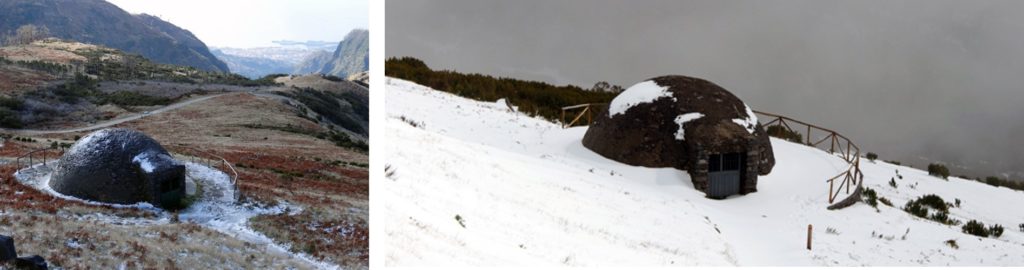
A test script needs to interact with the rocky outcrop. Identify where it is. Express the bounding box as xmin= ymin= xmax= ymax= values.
xmin=0 ymin=234 xmax=47 ymax=270
xmin=49 ymin=128 xmax=186 ymax=209
xmin=294 ymin=29 xmax=368 ymax=78
xmin=0 ymin=234 xmax=14 ymax=262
